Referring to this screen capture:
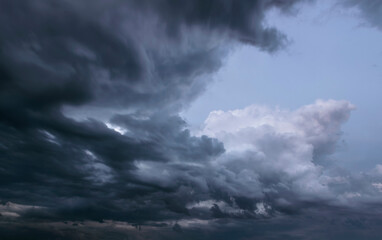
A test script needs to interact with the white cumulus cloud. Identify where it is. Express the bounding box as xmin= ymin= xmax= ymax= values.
xmin=201 ymin=100 xmax=355 ymax=202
